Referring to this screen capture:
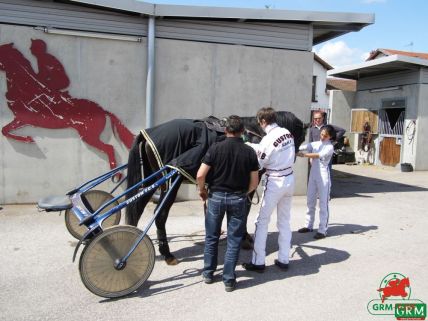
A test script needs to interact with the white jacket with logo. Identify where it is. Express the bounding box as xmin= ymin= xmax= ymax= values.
xmin=247 ymin=123 xmax=295 ymax=176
